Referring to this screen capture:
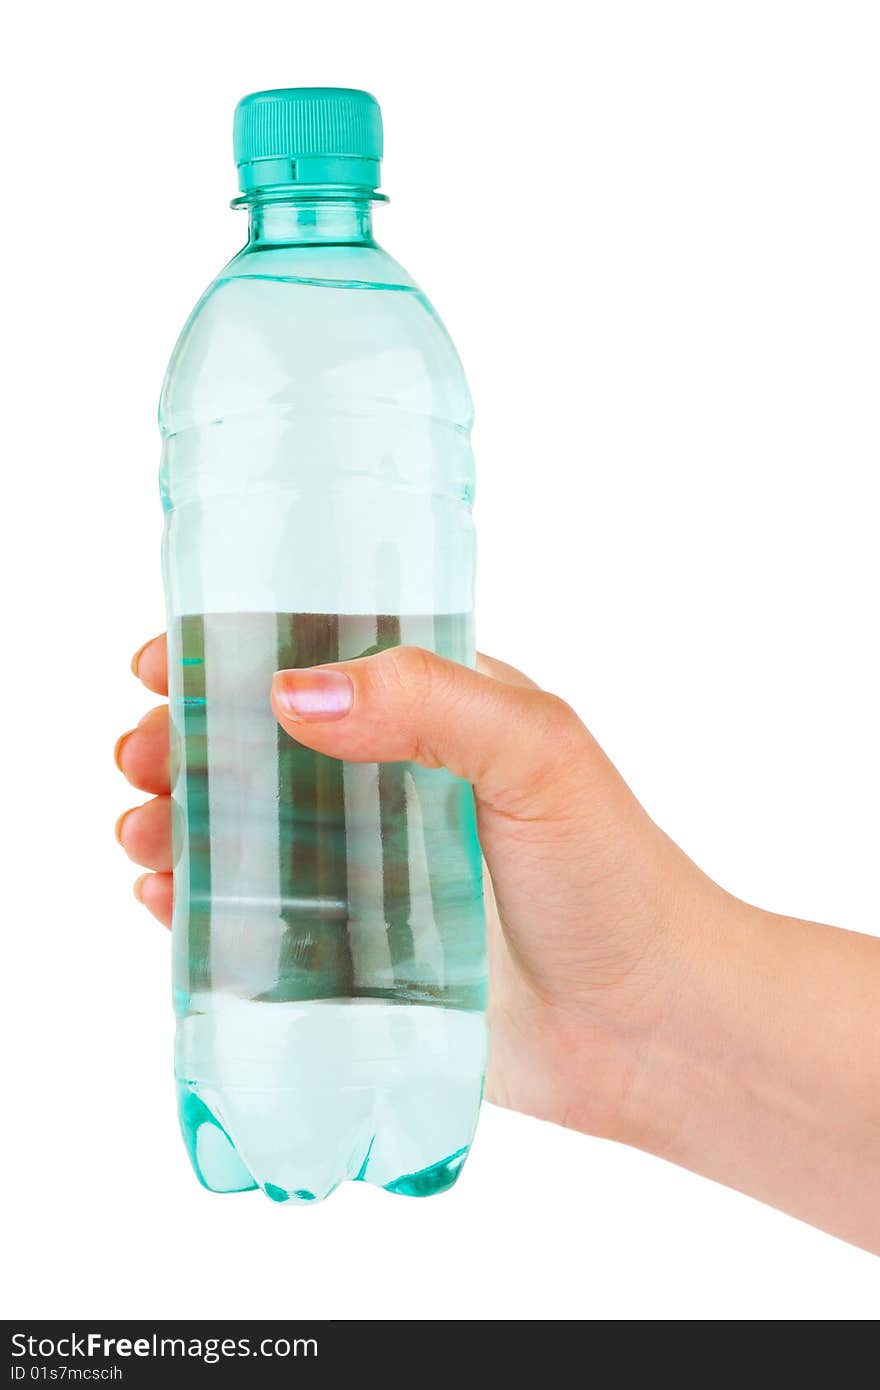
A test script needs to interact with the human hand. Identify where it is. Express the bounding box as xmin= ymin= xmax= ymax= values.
xmin=116 ymin=636 xmax=704 ymax=1140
